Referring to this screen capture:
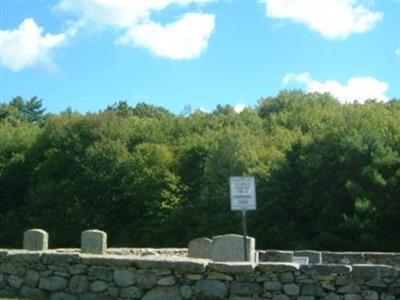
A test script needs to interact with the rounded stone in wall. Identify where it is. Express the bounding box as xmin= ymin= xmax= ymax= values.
xmin=50 ymin=291 xmax=78 ymax=300
xmin=69 ymin=275 xmax=88 ymax=294
xmin=142 ymin=286 xmax=182 ymax=300
xmin=120 ymin=286 xmax=143 ymax=298
xmin=194 ymin=279 xmax=228 ymax=299
xmin=113 ymin=269 xmax=137 ymax=287
xmin=89 ymin=280 xmax=108 ymax=293
xmin=24 ymin=270 xmax=40 ymax=287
